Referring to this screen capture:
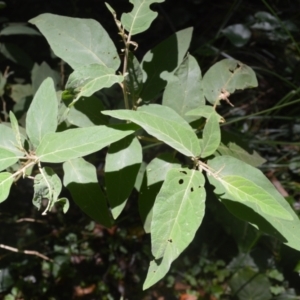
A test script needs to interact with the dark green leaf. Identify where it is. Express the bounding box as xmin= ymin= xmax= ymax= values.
xmin=140 ymin=27 xmax=193 ymax=102
xmin=139 ymin=154 xmax=180 ymax=233
xmin=105 ymin=135 xmax=142 ymax=219
xmin=63 ymin=158 xmax=112 ymax=227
